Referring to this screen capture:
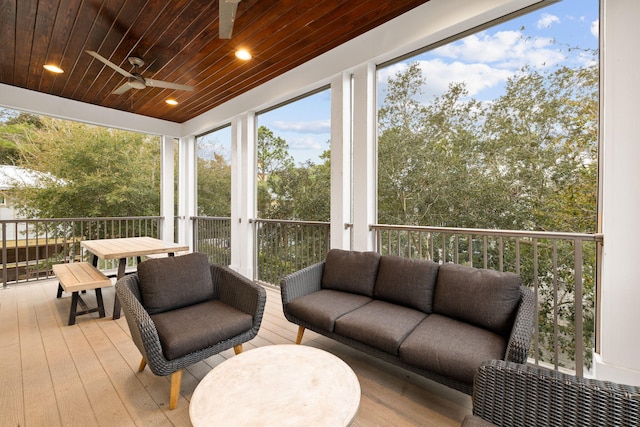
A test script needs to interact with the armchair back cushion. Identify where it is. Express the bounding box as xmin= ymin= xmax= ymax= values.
xmin=321 ymin=249 xmax=381 ymax=297
xmin=374 ymin=256 xmax=439 ymax=313
xmin=137 ymin=252 xmax=213 ymax=314
xmin=433 ymin=263 xmax=521 ymax=336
